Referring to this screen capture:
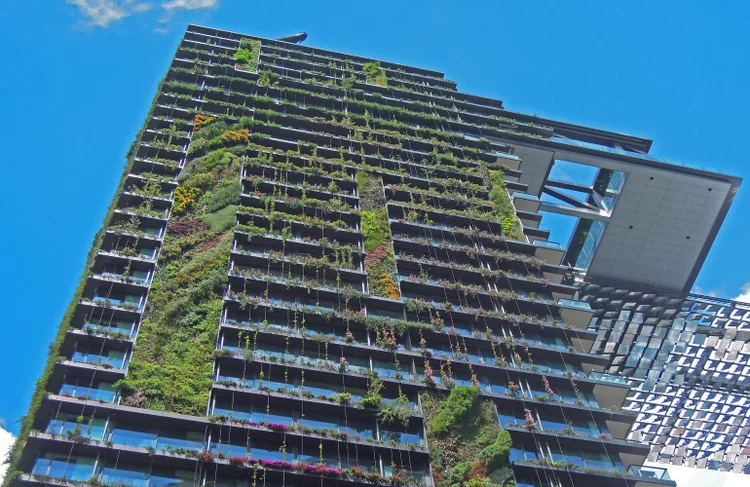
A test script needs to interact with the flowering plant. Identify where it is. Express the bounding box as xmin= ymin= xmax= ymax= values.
xmin=524 ymin=408 xmax=537 ymax=431
xmin=197 ymin=451 xmax=215 ymax=463
xmin=266 ymin=423 xmax=288 ymax=432
xmin=228 ymin=456 xmax=246 ymax=467
xmin=542 ymin=376 xmax=555 ymax=396
xmin=423 ymin=361 xmax=436 ymax=386
xmin=338 ymin=356 xmax=349 ymax=373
